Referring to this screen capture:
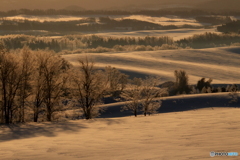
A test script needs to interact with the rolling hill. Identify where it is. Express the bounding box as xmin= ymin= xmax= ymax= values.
xmin=63 ymin=46 xmax=240 ymax=84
